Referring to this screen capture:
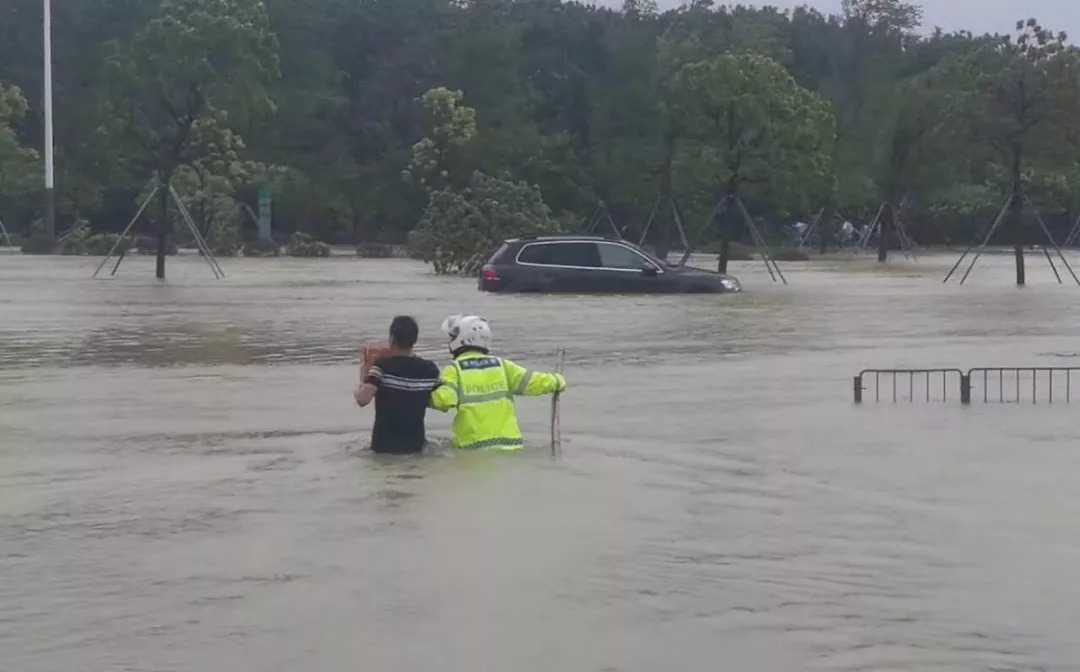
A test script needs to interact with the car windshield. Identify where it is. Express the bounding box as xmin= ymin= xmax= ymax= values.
xmin=601 ymin=241 xmax=672 ymax=269
xmin=633 ymin=245 xmax=669 ymax=268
